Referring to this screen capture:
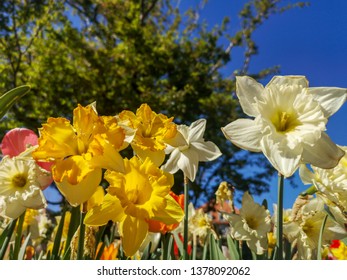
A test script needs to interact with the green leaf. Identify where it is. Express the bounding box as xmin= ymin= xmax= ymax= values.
xmin=172 ymin=232 xmax=184 ymax=258
xmin=0 ymin=85 xmax=31 ymax=119
xmin=209 ymin=234 xmax=226 ymax=260
xmin=13 ymin=211 xmax=26 ymax=260
xmin=18 ymin=232 xmax=32 ymax=260
xmin=0 ymin=218 xmax=18 ymax=260
xmin=51 ymin=205 xmax=67 ymax=259
xmin=226 ymin=234 xmax=240 ymax=260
